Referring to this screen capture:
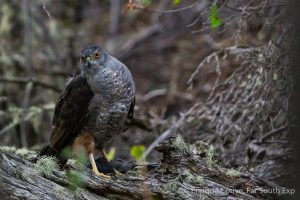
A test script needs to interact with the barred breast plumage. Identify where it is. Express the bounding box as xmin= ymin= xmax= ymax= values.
xmin=86 ymin=55 xmax=135 ymax=147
